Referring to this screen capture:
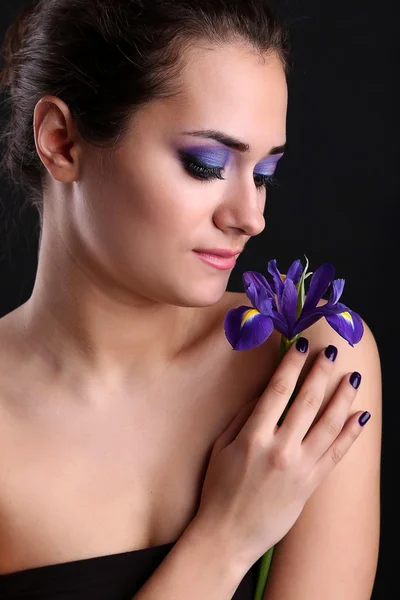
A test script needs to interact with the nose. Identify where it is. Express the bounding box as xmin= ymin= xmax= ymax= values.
xmin=213 ymin=175 xmax=266 ymax=237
